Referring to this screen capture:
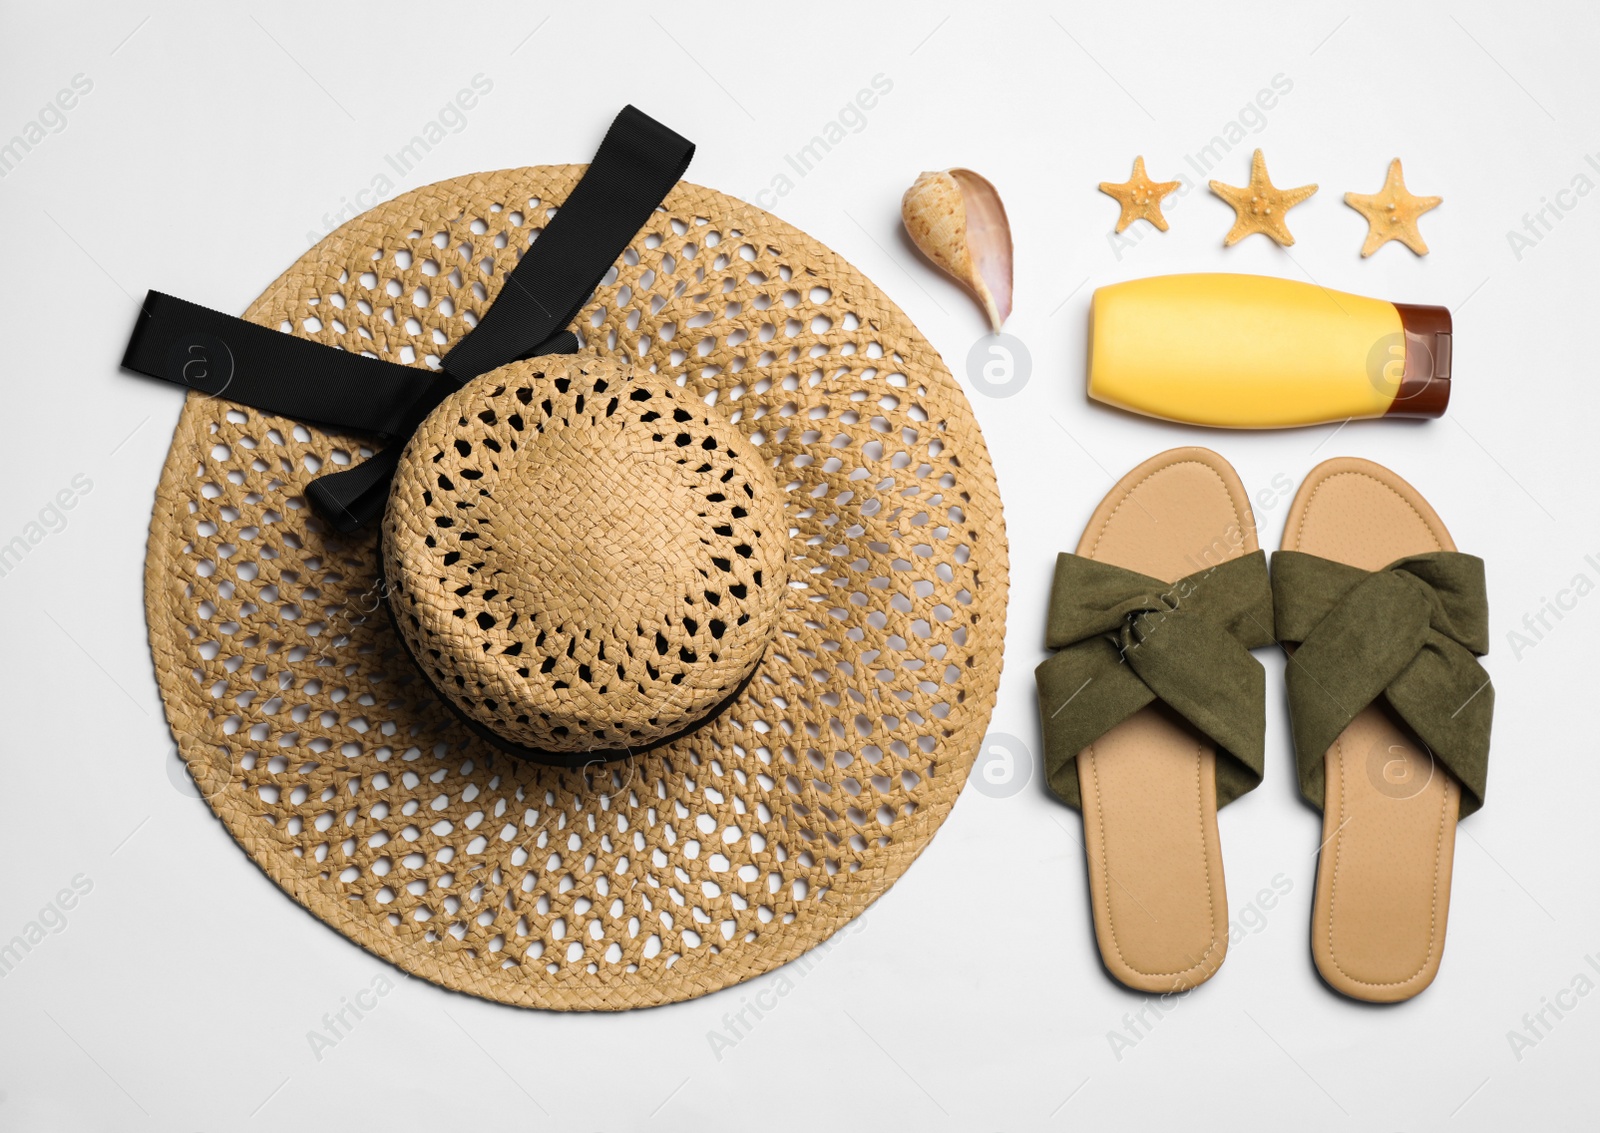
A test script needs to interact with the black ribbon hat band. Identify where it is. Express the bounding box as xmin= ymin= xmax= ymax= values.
xmin=121 ymin=106 xmax=694 ymax=533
